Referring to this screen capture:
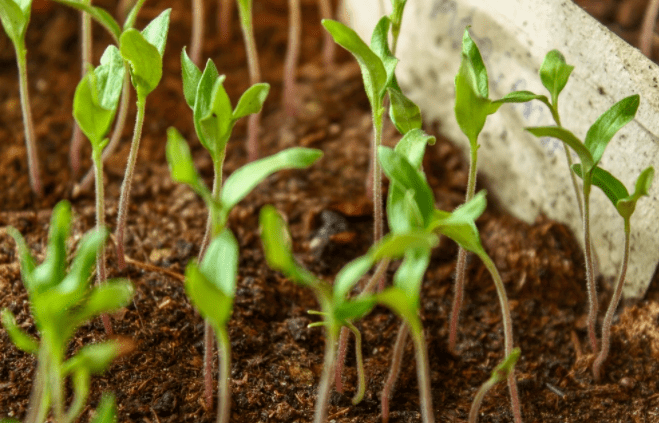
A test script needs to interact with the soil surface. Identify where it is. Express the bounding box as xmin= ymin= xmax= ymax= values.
xmin=1 ymin=0 xmax=659 ymax=422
